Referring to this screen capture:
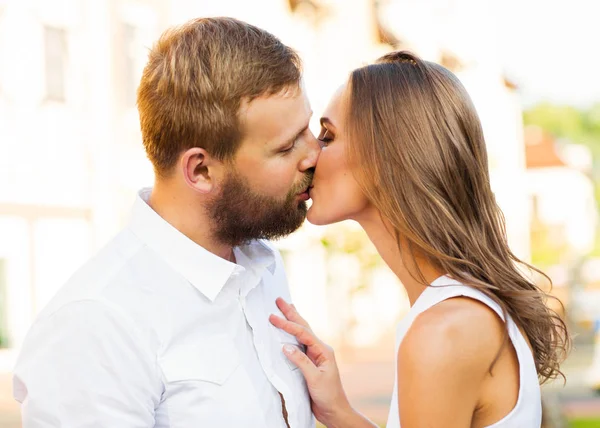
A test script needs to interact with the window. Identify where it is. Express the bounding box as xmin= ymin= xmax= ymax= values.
xmin=44 ymin=26 xmax=68 ymax=101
